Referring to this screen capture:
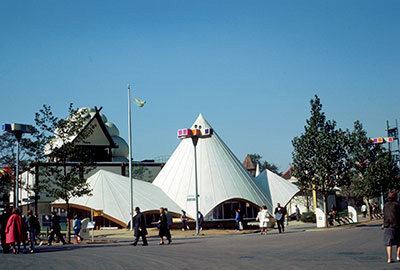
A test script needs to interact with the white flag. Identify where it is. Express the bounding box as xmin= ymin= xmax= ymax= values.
xmin=134 ymin=97 xmax=146 ymax=107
